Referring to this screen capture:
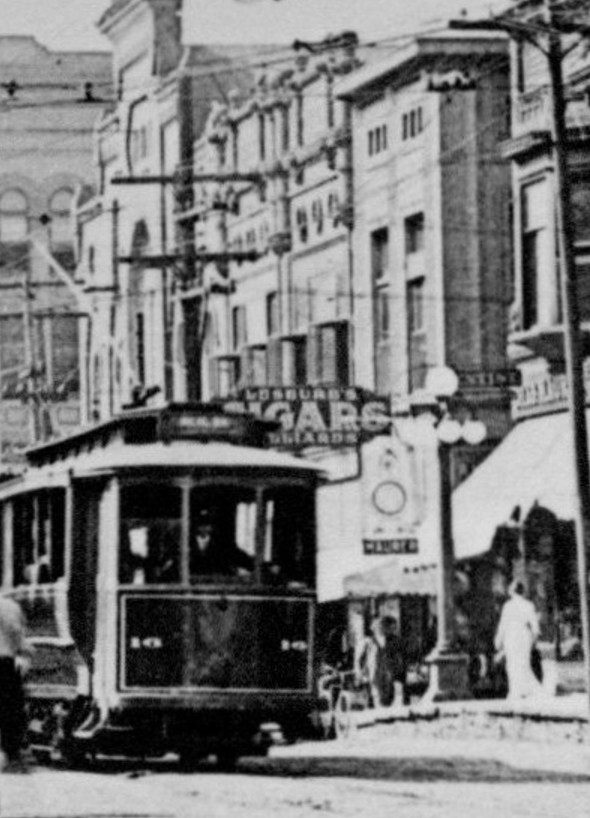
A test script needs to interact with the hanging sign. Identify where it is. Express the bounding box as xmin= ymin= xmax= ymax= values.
xmin=224 ymin=386 xmax=390 ymax=449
